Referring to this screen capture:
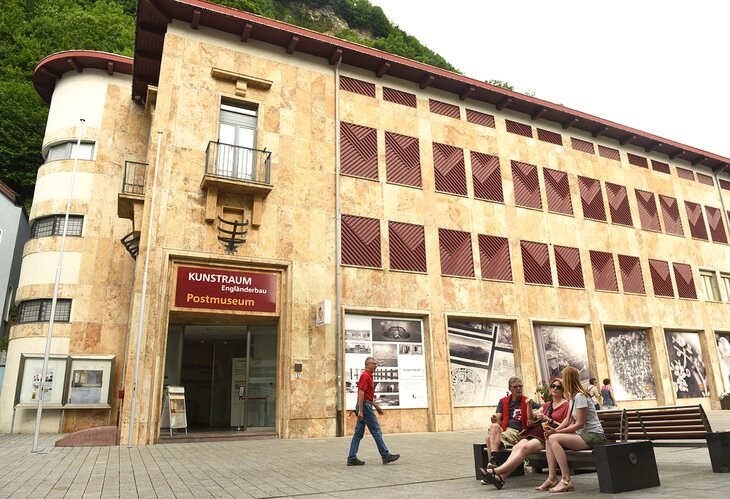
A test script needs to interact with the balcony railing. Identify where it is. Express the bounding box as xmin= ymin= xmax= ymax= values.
xmin=205 ymin=141 xmax=271 ymax=185
xmin=122 ymin=161 xmax=147 ymax=195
